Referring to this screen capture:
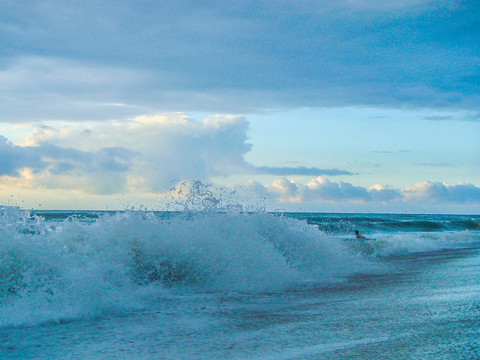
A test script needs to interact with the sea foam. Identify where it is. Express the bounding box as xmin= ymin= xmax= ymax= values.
xmin=0 ymin=207 xmax=373 ymax=327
